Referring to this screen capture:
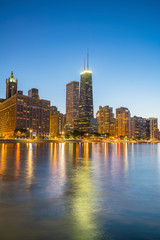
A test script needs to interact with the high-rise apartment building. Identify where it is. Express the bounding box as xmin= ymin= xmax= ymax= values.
xmin=50 ymin=106 xmax=66 ymax=137
xmin=6 ymin=71 xmax=17 ymax=99
xmin=96 ymin=105 xmax=115 ymax=136
xmin=116 ymin=107 xmax=131 ymax=138
xmin=146 ymin=117 xmax=158 ymax=140
xmin=131 ymin=116 xmax=146 ymax=139
xmin=66 ymin=81 xmax=79 ymax=126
